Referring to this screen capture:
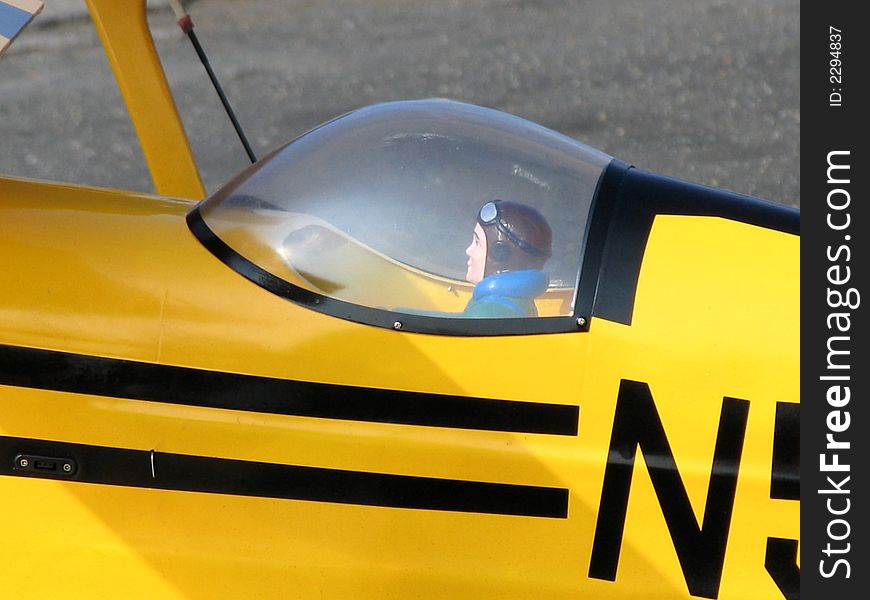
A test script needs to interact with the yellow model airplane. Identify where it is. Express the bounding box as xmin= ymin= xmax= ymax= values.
xmin=0 ymin=1 xmax=797 ymax=598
